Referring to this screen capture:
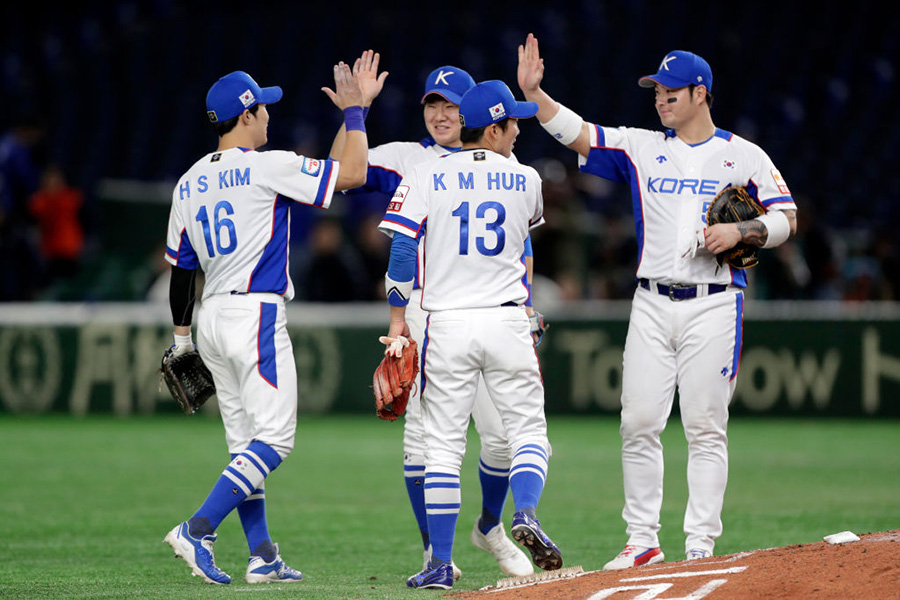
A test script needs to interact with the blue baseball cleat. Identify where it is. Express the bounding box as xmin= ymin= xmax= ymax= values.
xmin=511 ymin=510 xmax=563 ymax=571
xmin=164 ymin=521 xmax=232 ymax=584
xmin=245 ymin=543 xmax=303 ymax=583
xmin=406 ymin=561 xmax=455 ymax=589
